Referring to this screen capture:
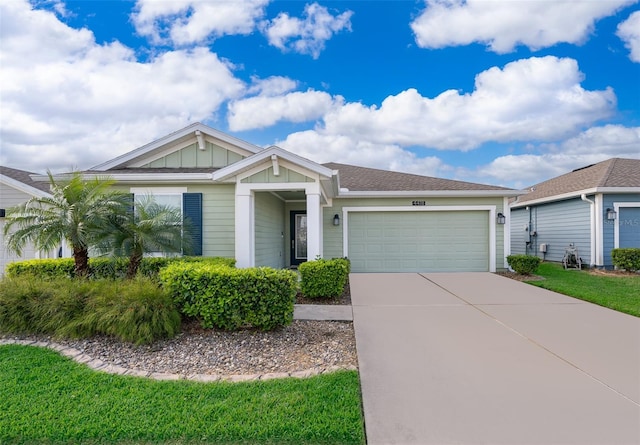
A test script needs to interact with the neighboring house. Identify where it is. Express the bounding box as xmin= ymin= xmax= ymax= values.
xmin=38 ymin=123 xmax=521 ymax=273
xmin=0 ymin=166 xmax=60 ymax=274
xmin=510 ymin=158 xmax=640 ymax=268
